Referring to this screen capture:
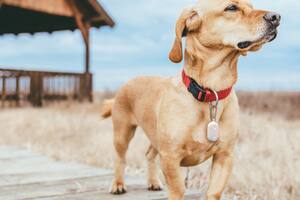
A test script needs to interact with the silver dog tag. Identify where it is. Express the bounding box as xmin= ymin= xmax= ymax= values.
xmin=207 ymin=120 xmax=219 ymax=142
xmin=207 ymin=90 xmax=219 ymax=142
